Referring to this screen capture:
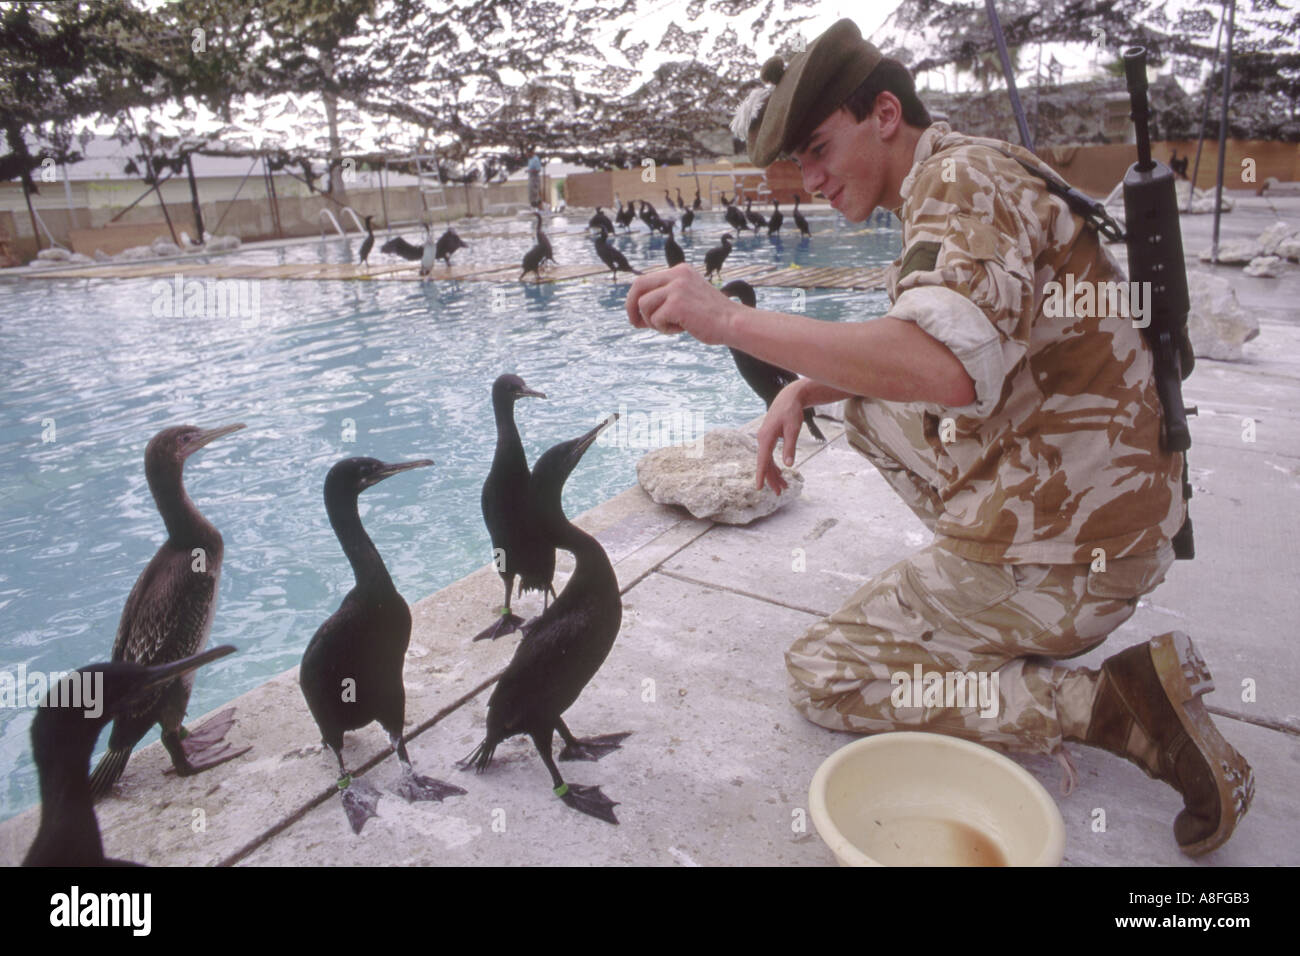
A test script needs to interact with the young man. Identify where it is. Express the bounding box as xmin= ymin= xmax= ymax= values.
xmin=625 ymin=18 xmax=1253 ymax=855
